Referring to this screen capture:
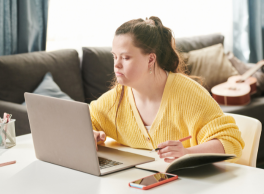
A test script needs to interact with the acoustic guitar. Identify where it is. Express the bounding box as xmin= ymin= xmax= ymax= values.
xmin=211 ymin=60 xmax=264 ymax=106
